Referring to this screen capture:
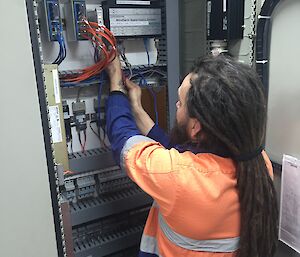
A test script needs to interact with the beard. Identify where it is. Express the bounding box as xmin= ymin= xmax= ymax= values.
xmin=169 ymin=120 xmax=190 ymax=146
